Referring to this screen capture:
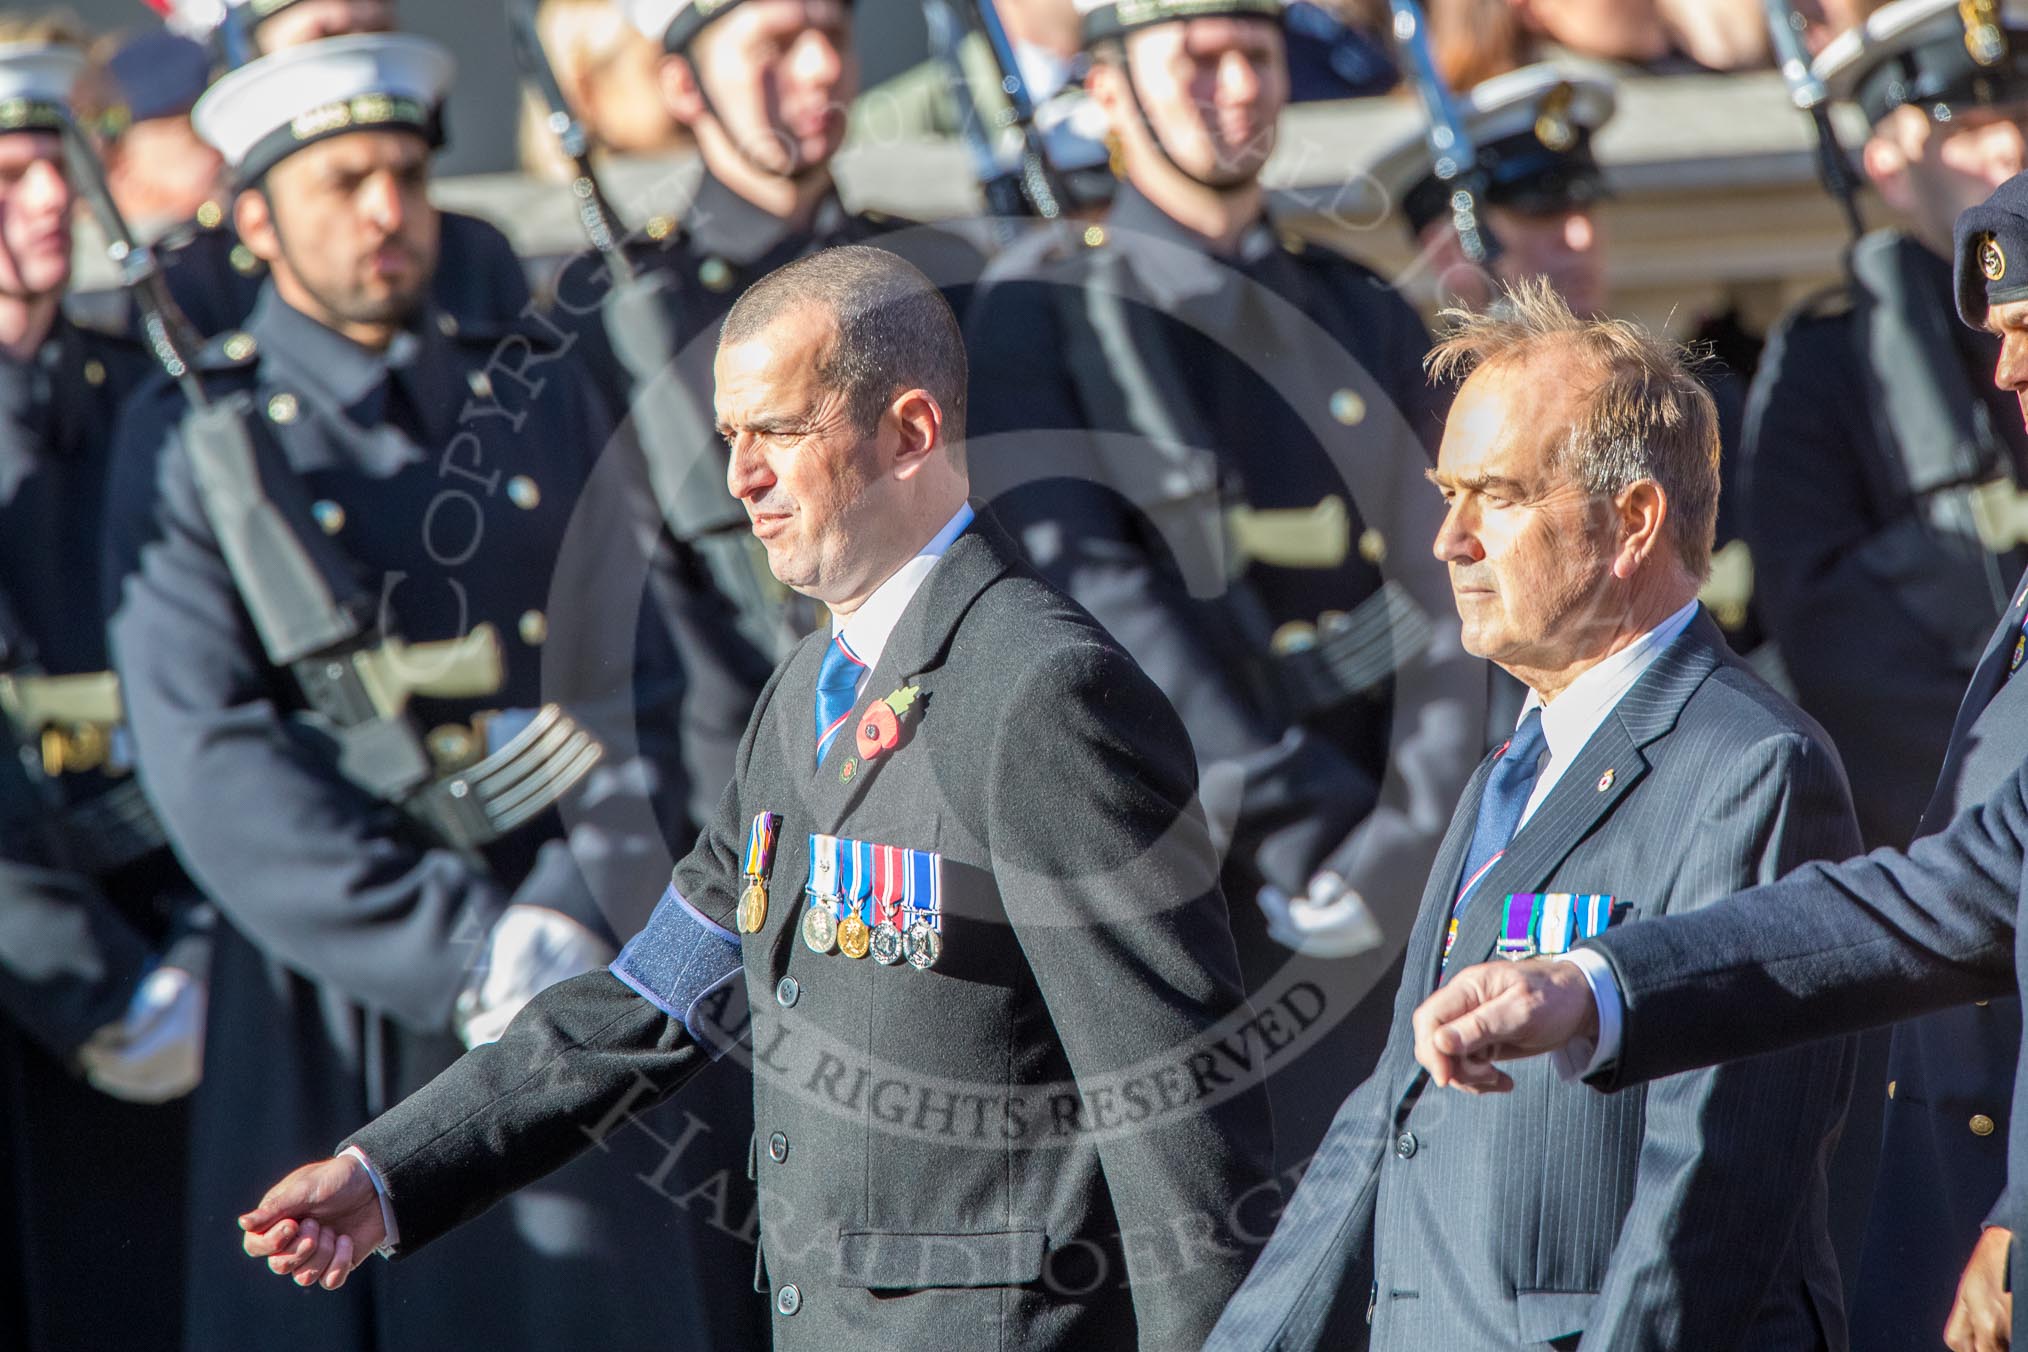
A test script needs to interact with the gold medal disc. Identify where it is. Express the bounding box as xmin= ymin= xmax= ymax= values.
xmin=837 ymin=913 xmax=872 ymax=959
xmin=737 ymin=879 xmax=768 ymax=933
